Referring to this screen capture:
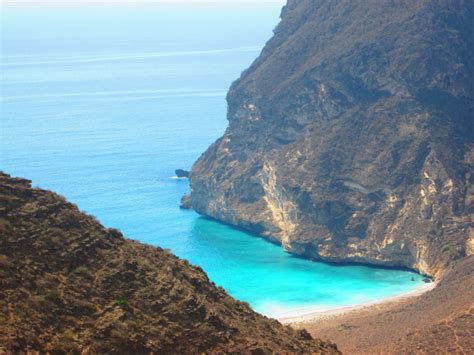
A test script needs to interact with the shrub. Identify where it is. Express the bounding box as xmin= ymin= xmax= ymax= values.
xmin=74 ymin=266 xmax=88 ymax=274
xmin=115 ymin=299 xmax=128 ymax=307
xmin=0 ymin=254 xmax=12 ymax=268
